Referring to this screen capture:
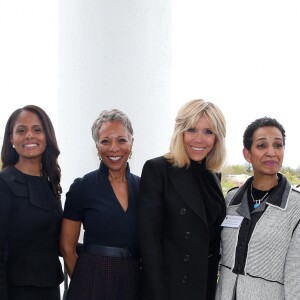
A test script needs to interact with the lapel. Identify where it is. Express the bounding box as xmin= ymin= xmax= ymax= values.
xmin=266 ymin=175 xmax=291 ymax=210
xmin=168 ymin=165 xmax=207 ymax=226
xmin=0 ymin=166 xmax=57 ymax=210
xmin=228 ymin=174 xmax=291 ymax=215
xmin=0 ymin=166 xmax=28 ymax=197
